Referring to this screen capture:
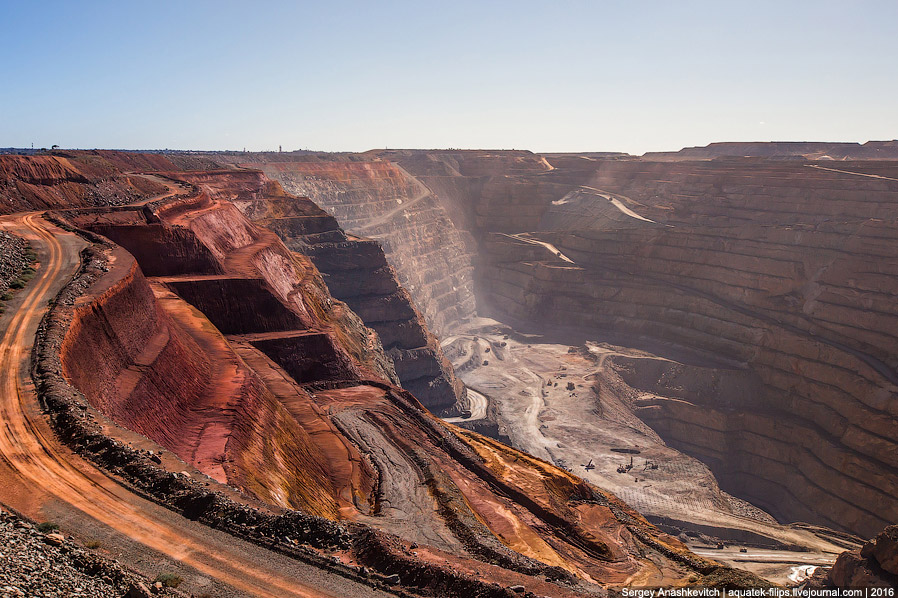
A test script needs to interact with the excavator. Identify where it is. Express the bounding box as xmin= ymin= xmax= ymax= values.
xmin=616 ymin=456 xmax=637 ymax=474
